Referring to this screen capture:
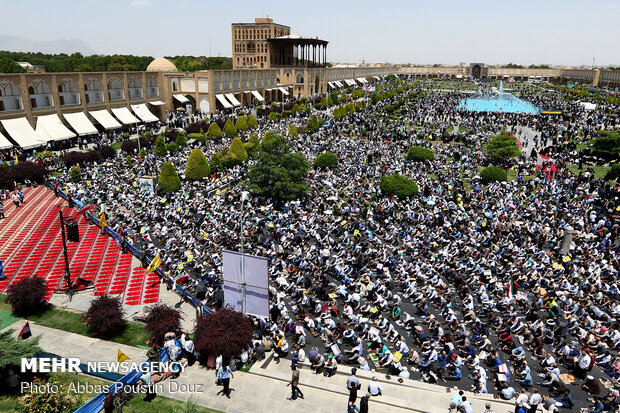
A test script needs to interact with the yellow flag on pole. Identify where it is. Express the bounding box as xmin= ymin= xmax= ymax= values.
xmin=145 ymin=253 xmax=161 ymax=274
xmin=99 ymin=209 xmax=107 ymax=228
xmin=117 ymin=349 xmax=131 ymax=363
